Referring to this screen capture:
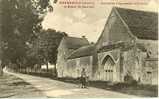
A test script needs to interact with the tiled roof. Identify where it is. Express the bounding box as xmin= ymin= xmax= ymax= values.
xmin=67 ymin=44 xmax=95 ymax=59
xmin=115 ymin=7 xmax=158 ymax=40
xmin=63 ymin=36 xmax=89 ymax=49
xmin=98 ymin=42 xmax=125 ymax=53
